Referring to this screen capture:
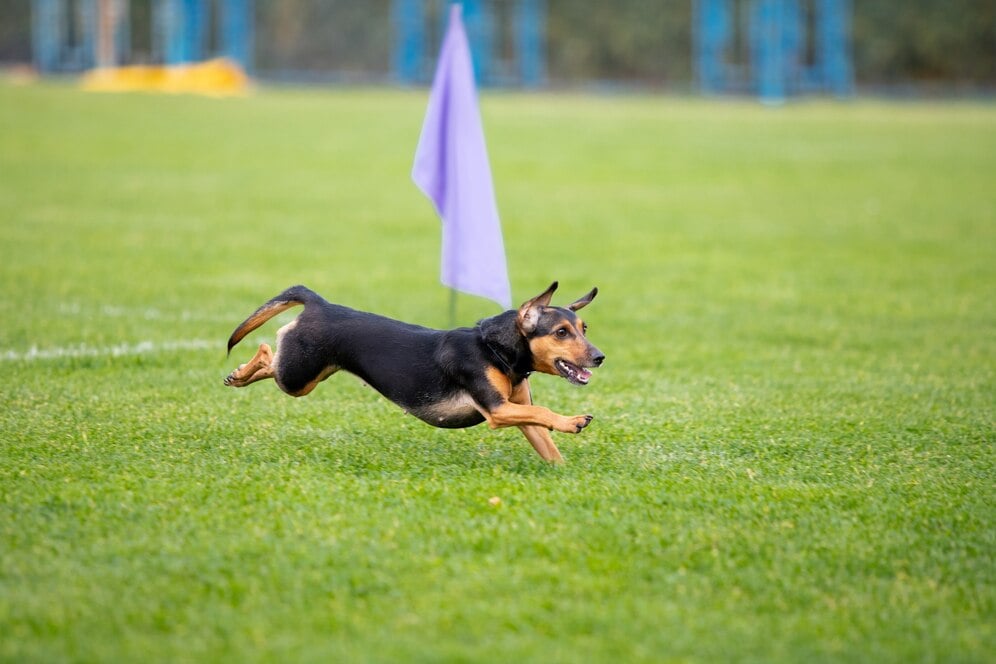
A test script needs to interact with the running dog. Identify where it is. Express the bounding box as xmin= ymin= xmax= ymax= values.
xmin=224 ymin=282 xmax=604 ymax=462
